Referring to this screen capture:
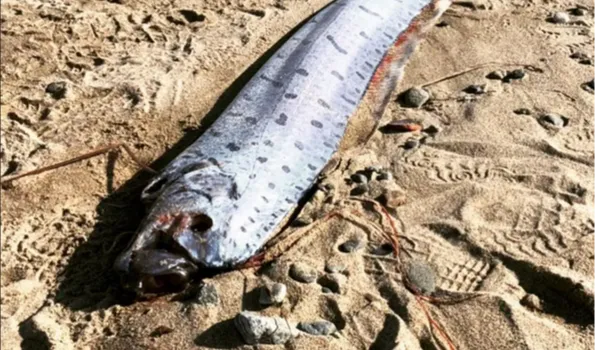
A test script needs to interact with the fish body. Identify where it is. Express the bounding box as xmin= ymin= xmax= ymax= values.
xmin=115 ymin=0 xmax=451 ymax=294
